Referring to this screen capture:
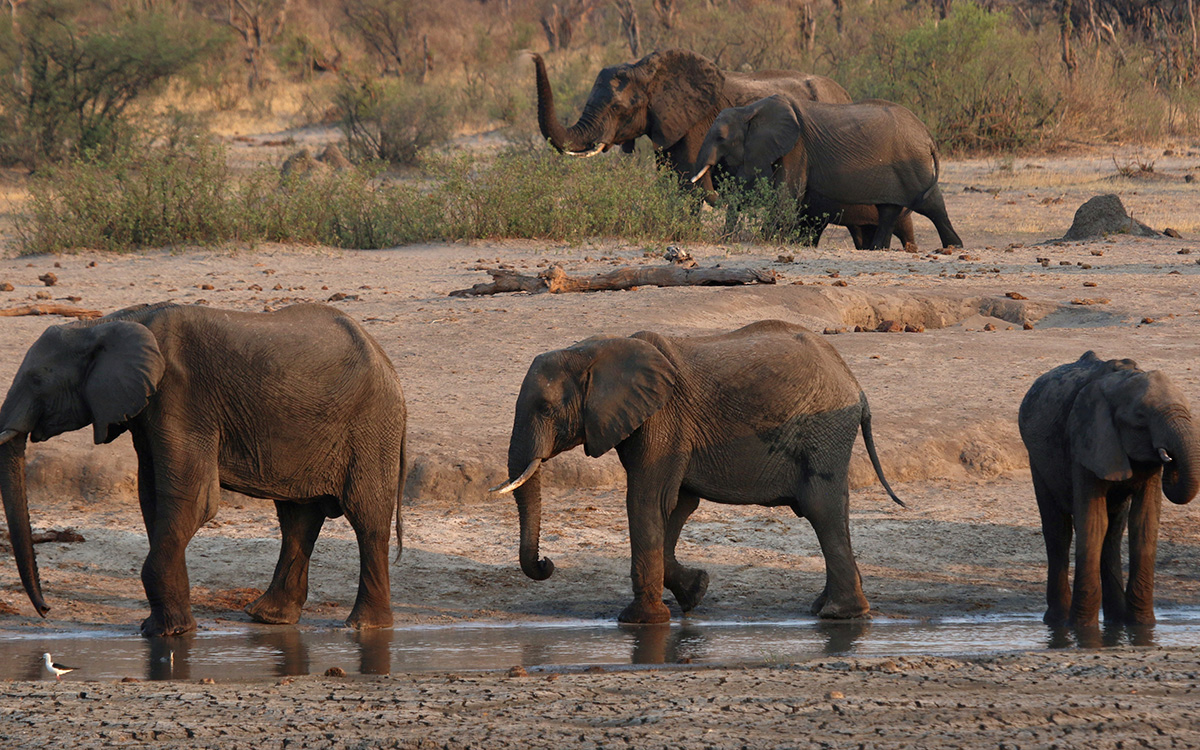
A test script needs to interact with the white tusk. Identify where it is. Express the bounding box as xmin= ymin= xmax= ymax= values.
xmin=1159 ymin=447 xmax=1173 ymax=464
xmin=0 ymin=429 xmax=19 ymax=447
xmin=690 ymin=164 xmax=711 ymax=184
xmin=567 ymin=143 xmax=606 ymax=158
xmin=489 ymin=458 xmax=543 ymax=495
